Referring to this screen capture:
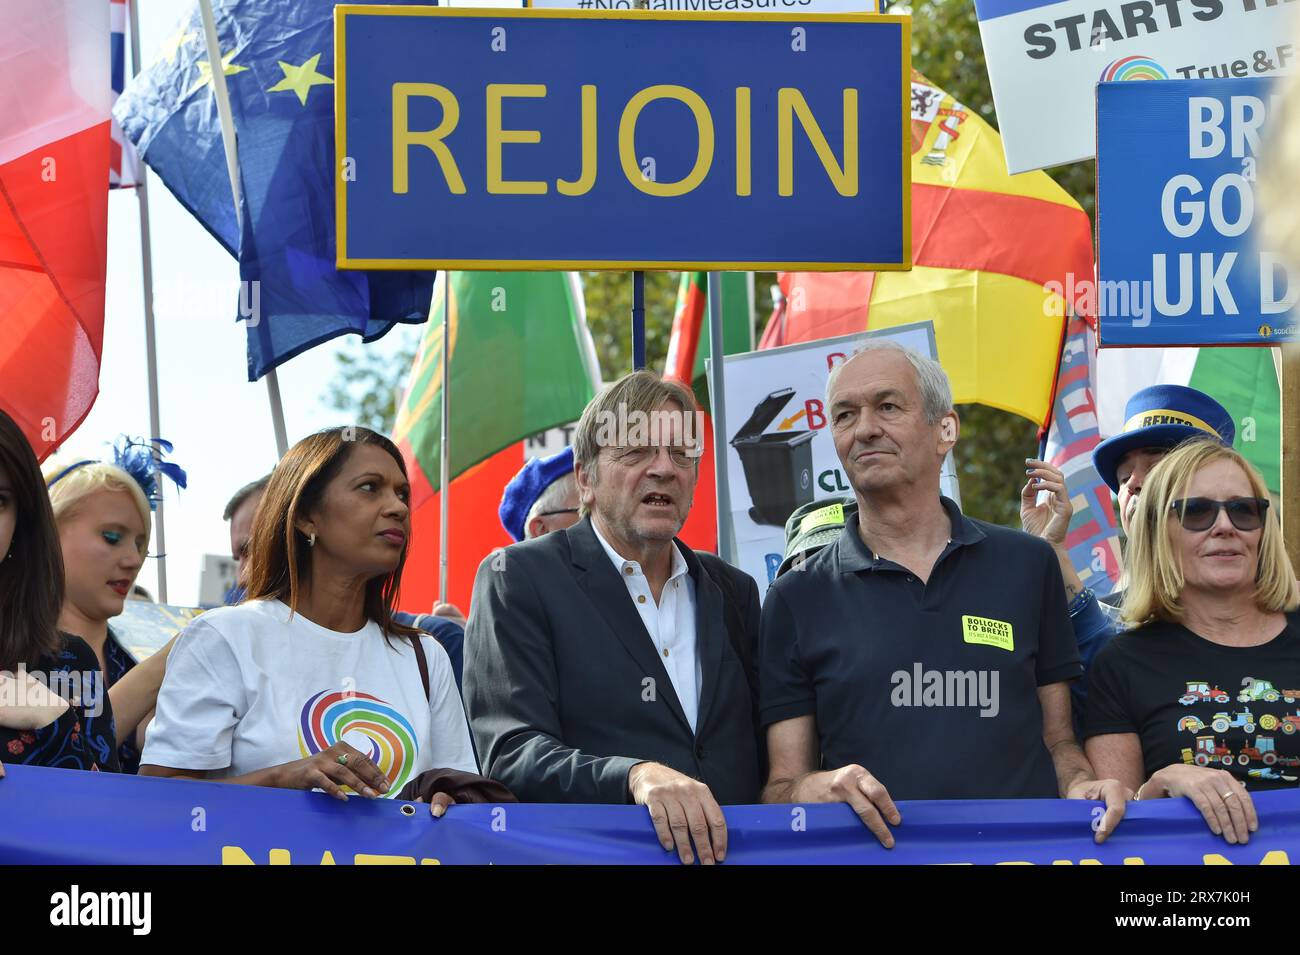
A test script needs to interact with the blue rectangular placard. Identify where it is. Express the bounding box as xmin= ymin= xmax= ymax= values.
xmin=1097 ymin=78 xmax=1298 ymax=346
xmin=334 ymin=6 xmax=910 ymax=271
